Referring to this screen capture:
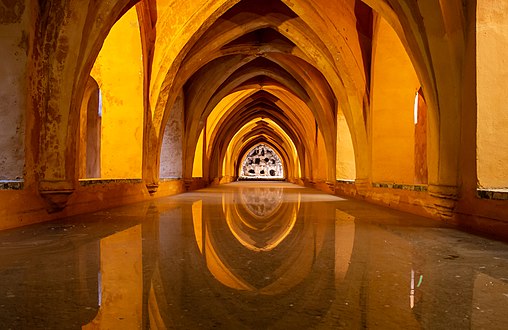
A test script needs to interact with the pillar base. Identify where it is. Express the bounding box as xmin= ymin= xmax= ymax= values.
xmin=39 ymin=180 xmax=75 ymax=213
xmin=146 ymin=183 xmax=159 ymax=195
xmin=428 ymin=184 xmax=458 ymax=220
